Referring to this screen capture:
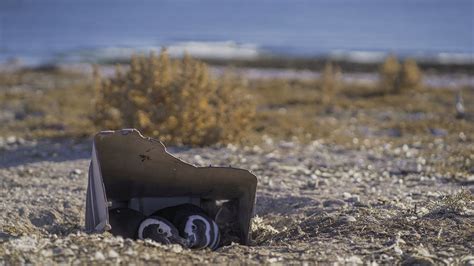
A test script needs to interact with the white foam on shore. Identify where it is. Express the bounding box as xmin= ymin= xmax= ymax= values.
xmin=329 ymin=50 xmax=474 ymax=65
xmin=435 ymin=53 xmax=474 ymax=64
xmin=329 ymin=50 xmax=388 ymax=63
xmin=54 ymin=41 xmax=260 ymax=63
xmin=166 ymin=41 xmax=259 ymax=59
